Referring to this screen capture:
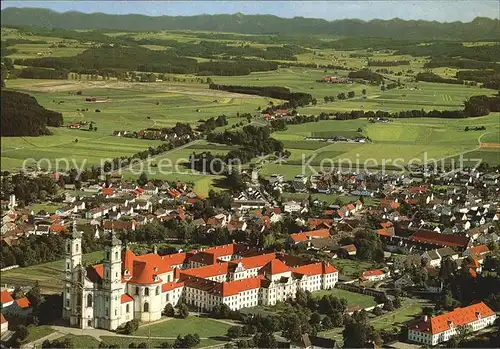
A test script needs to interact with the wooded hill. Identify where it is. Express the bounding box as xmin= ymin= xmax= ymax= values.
xmin=1 ymin=8 xmax=499 ymax=41
xmin=1 ymin=90 xmax=64 ymax=136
